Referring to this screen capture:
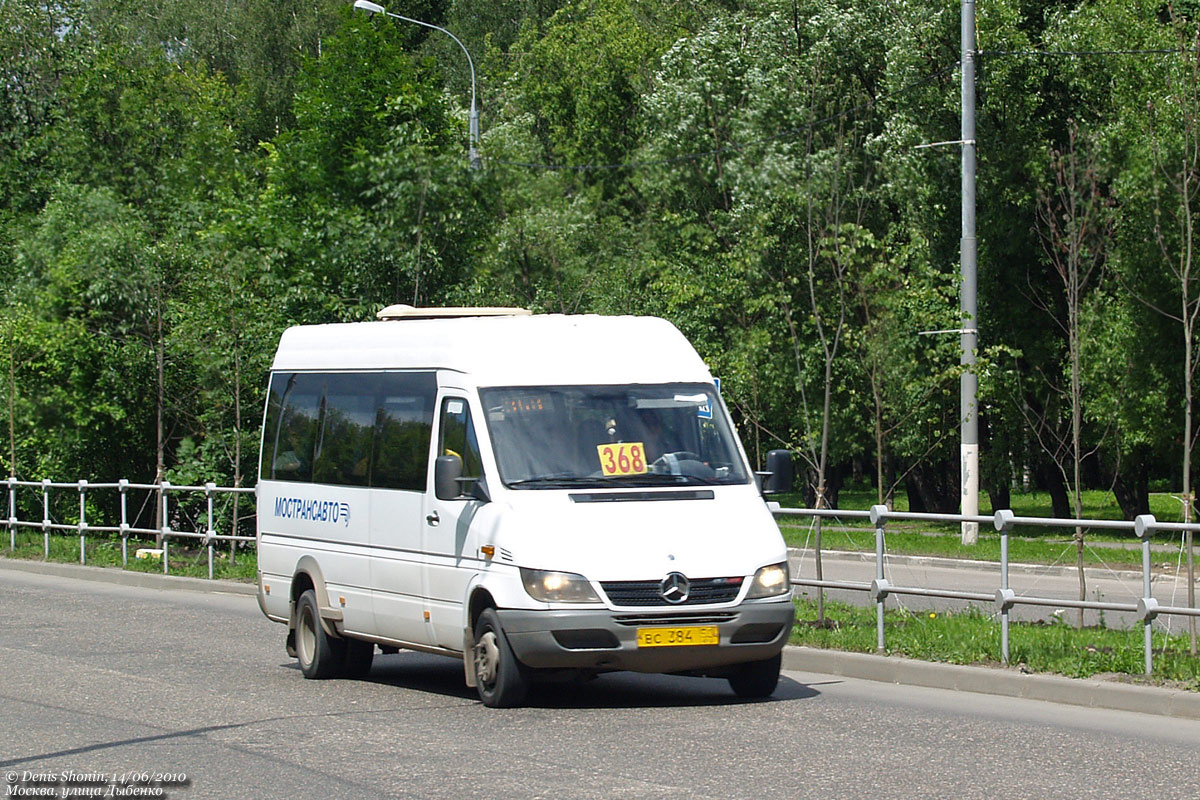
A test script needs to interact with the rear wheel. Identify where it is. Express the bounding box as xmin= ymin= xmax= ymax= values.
xmin=295 ymin=589 xmax=345 ymax=679
xmin=728 ymin=653 xmax=781 ymax=699
xmin=472 ymin=608 xmax=529 ymax=708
